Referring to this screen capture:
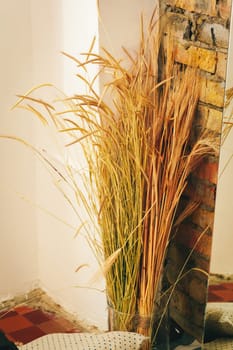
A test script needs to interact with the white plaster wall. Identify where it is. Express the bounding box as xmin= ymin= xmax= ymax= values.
xmin=0 ymin=0 xmax=38 ymax=300
xmin=0 ymin=0 xmax=156 ymax=330
xmin=30 ymin=0 xmax=108 ymax=330
xmin=99 ymin=0 xmax=158 ymax=60
xmin=210 ymin=3 xmax=233 ymax=274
